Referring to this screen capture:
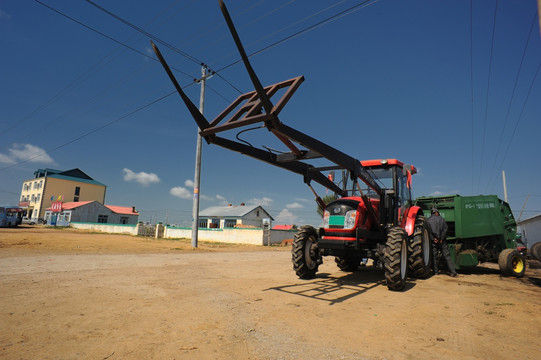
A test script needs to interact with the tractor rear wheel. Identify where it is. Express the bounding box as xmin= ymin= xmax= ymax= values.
xmin=292 ymin=226 xmax=320 ymax=279
xmin=408 ymin=216 xmax=432 ymax=278
xmin=498 ymin=248 xmax=526 ymax=278
xmin=384 ymin=227 xmax=408 ymax=291
xmin=335 ymin=256 xmax=360 ymax=272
